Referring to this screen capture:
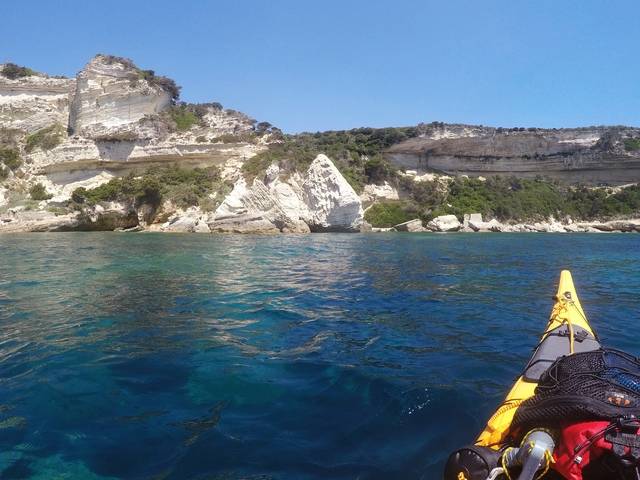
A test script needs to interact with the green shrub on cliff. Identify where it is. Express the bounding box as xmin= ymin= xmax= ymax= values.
xmin=72 ymin=176 xmax=162 ymax=207
xmin=71 ymin=165 xmax=223 ymax=210
xmin=25 ymin=124 xmax=65 ymax=153
xmin=151 ymin=165 xmax=222 ymax=207
xmin=399 ymin=177 xmax=447 ymax=207
xmin=165 ymin=103 xmax=223 ymax=132
xmin=0 ymin=148 xmax=21 ymax=170
xmin=0 ymin=145 xmax=21 ymax=181
xmin=567 ymin=184 xmax=640 ymax=218
xmin=1 ymin=63 xmax=36 ymax=80
xmin=138 ymin=69 xmax=180 ymax=101
xmin=425 ymin=177 xmax=567 ymax=221
xmin=168 ymin=105 xmax=200 ymax=131
xmin=29 ymin=183 xmax=53 ymax=201
xmin=0 ymin=127 xmax=20 ymax=147
xmin=100 ymin=55 xmax=181 ymax=101
xmin=214 ymin=132 xmax=258 ymax=144
xmin=398 ymin=176 xmax=640 ymax=222
xmin=364 ymin=155 xmax=397 ymax=185
xmin=242 ymin=149 xmax=279 ymax=180
xmin=364 ymin=201 xmax=417 ymax=227
xmin=292 ymin=127 xmax=419 ymax=160
xmin=624 ymin=138 xmax=640 ymax=151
